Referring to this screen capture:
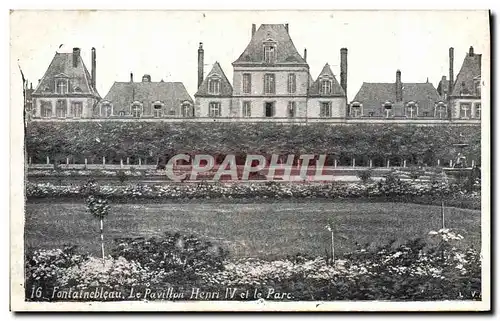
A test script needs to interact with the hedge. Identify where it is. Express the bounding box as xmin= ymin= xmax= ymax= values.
xmin=26 ymin=122 xmax=481 ymax=166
